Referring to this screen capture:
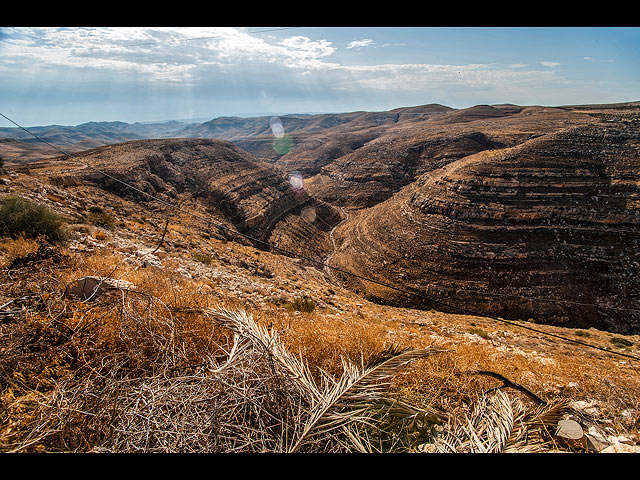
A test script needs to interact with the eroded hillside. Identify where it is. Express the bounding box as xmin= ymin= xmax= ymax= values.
xmin=328 ymin=117 xmax=640 ymax=333
xmin=1 ymin=155 xmax=639 ymax=452
xmin=17 ymin=138 xmax=342 ymax=262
